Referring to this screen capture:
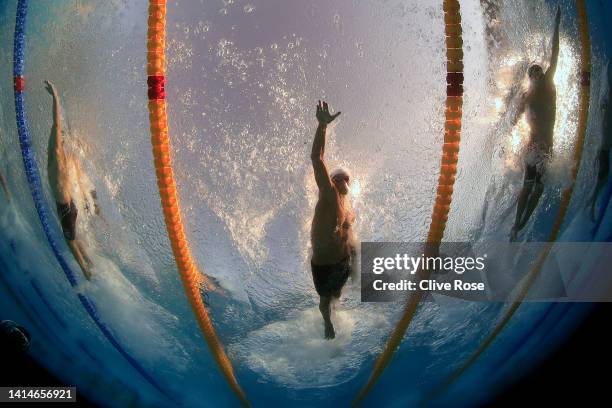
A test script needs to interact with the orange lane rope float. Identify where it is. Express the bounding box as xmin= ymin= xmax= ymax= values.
xmin=426 ymin=0 xmax=591 ymax=400
xmin=146 ymin=1 xmax=250 ymax=406
xmin=351 ymin=1 xmax=464 ymax=406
